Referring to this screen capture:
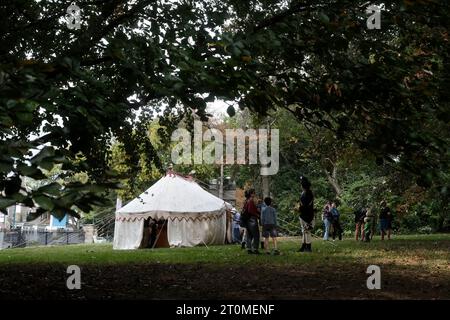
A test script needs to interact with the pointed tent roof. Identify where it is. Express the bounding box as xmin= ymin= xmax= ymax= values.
xmin=116 ymin=173 xmax=229 ymax=221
